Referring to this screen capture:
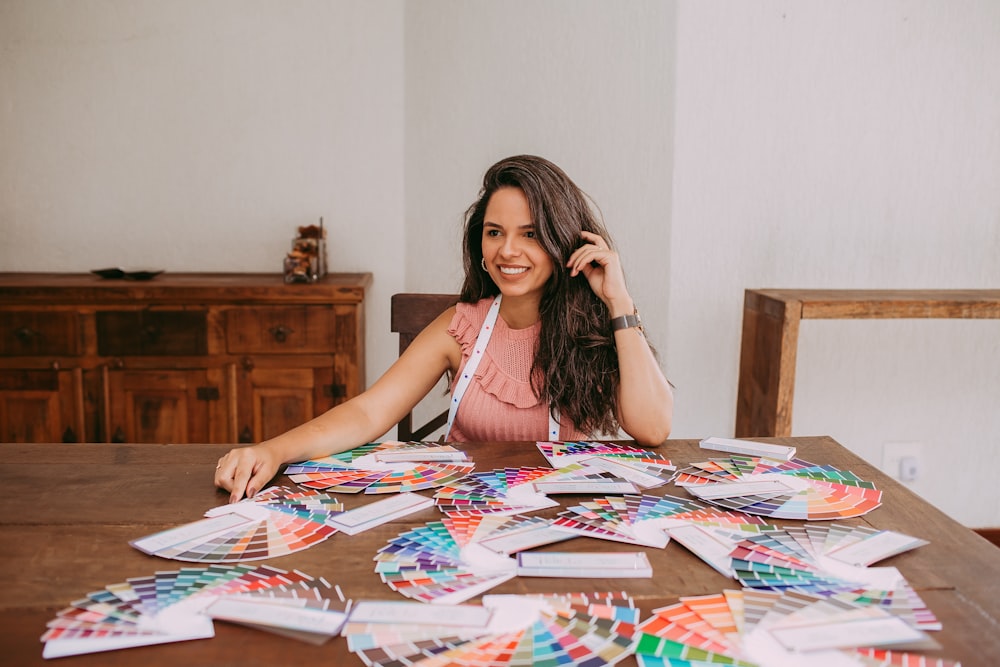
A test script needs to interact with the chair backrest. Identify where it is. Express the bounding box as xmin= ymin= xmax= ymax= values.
xmin=390 ymin=293 xmax=461 ymax=441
